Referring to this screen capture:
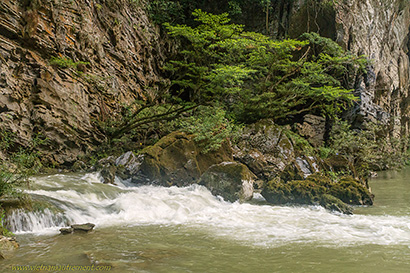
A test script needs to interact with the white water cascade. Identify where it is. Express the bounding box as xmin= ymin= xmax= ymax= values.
xmin=6 ymin=172 xmax=410 ymax=247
